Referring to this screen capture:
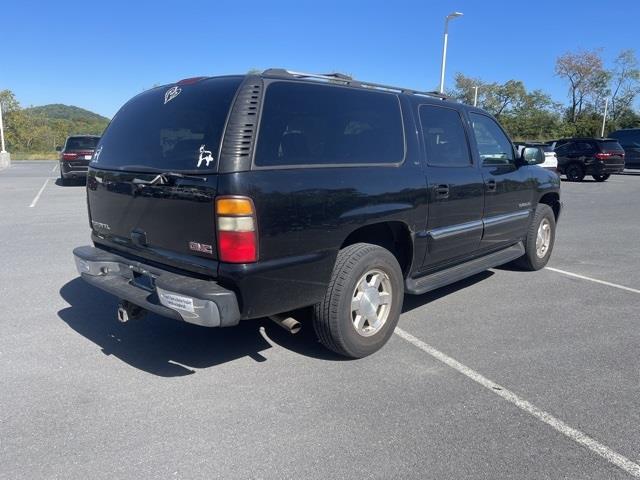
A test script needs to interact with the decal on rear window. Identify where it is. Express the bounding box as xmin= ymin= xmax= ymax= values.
xmin=164 ymin=85 xmax=181 ymax=104
xmin=93 ymin=146 xmax=103 ymax=163
xmin=197 ymin=145 xmax=214 ymax=167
